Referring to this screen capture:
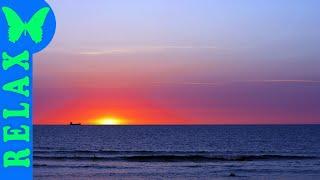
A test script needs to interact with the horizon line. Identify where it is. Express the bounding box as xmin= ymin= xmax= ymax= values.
xmin=34 ymin=123 xmax=320 ymax=126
